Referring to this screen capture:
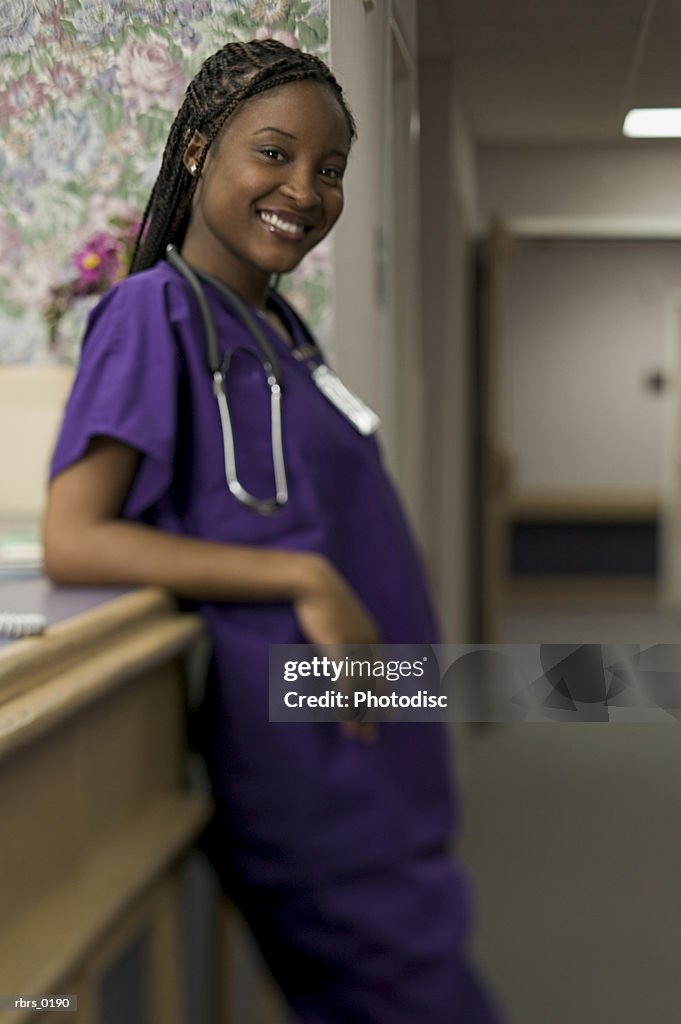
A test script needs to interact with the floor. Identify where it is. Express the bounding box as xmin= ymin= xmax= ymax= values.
xmin=455 ymin=594 xmax=681 ymax=1024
